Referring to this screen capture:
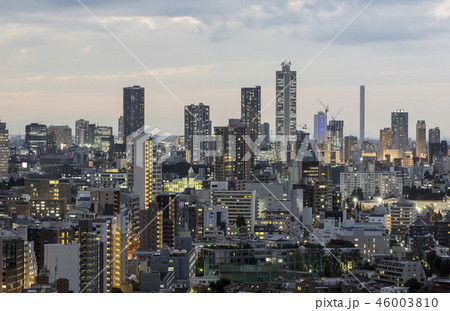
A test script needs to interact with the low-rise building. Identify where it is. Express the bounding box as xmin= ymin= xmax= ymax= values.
xmin=376 ymin=260 xmax=426 ymax=286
